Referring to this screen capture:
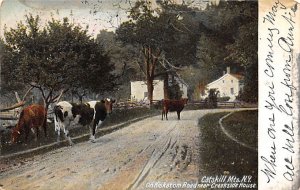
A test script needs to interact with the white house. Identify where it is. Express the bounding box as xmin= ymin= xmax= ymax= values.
xmin=131 ymin=78 xmax=188 ymax=102
xmin=200 ymin=67 xmax=244 ymax=101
